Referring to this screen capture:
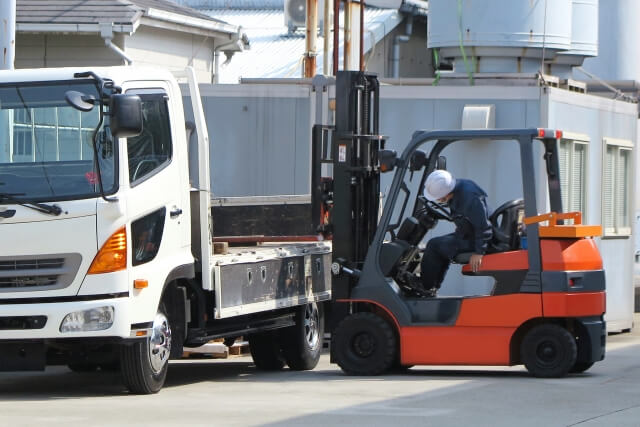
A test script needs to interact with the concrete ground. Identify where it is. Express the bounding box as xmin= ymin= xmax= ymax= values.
xmin=0 ymin=317 xmax=639 ymax=427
